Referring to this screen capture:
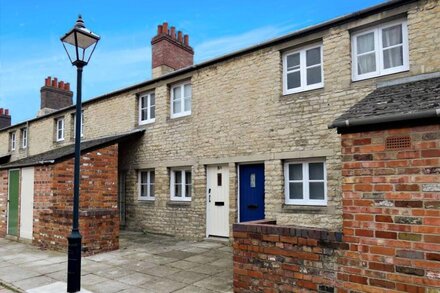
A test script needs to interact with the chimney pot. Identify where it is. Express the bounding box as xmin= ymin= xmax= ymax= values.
xmin=151 ymin=23 xmax=194 ymax=78
xmin=157 ymin=24 xmax=163 ymax=35
xmin=0 ymin=108 xmax=11 ymax=129
xmin=39 ymin=77 xmax=73 ymax=114
xmin=162 ymin=22 xmax=168 ymax=34
xmin=45 ymin=77 xmax=51 ymax=87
